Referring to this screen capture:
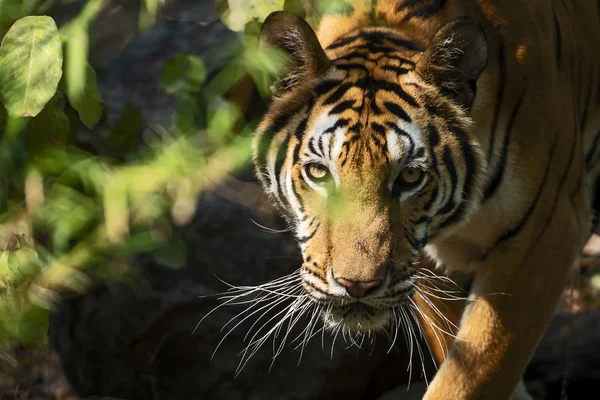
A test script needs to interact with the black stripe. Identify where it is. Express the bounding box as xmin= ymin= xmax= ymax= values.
xmin=484 ymin=88 xmax=526 ymax=201
xmin=298 ymin=224 xmax=320 ymax=243
xmin=437 ymin=146 xmax=458 ymax=215
xmin=273 ymin=136 xmax=292 ymax=207
xmin=413 ymin=216 xmax=432 ymax=225
xmin=382 ymin=65 xmax=410 ymax=76
xmin=371 ymin=98 xmax=382 ymax=115
xmin=291 ymin=176 xmax=305 ymax=214
xmin=552 ymin=6 xmax=562 ymax=66
xmin=486 ymin=38 xmax=506 ymax=164
xmin=527 ymin=125 xmax=577 ymax=255
xmin=323 ymin=82 xmax=354 ymax=105
xmin=439 ymin=125 xmax=478 ymax=229
xmin=291 ymin=135 xmax=302 ymax=166
xmin=339 ymin=133 xmax=361 ymax=167
xmin=302 ymin=277 xmax=329 ymax=292
xmin=259 ymin=112 xmax=294 ymax=166
xmin=424 ymin=186 xmax=438 ymax=211
xmin=400 ymin=0 xmax=447 ymax=20
xmin=255 ymin=134 xmax=273 ymax=185
xmin=308 ymin=137 xmax=322 ymax=157
xmin=257 ymin=113 xmax=298 ymax=186
xmin=371 ymin=122 xmax=387 ymax=135
xmin=314 ymin=79 xmax=343 ymax=96
xmin=323 ymin=118 xmax=350 ymax=134
xmin=585 ymin=130 xmax=600 ymax=168
xmin=580 ymin=69 xmax=594 ymax=134
xmin=384 ymin=101 xmax=412 ymax=122
xmin=327 ymin=35 xmax=359 ymax=50
xmin=359 ymin=43 xmax=404 ymax=56
xmin=318 ymin=135 xmax=328 ymax=158
xmin=355 ymin=78 xmax=418 ymax=107
xmin=273 ymin=133 xmax=291 ymax=188
xmin=403 ymin=228 xmax=420 ymax=250
xmin=334 ymin=63 xmax=370 ymax=73
xmin=329 ymin=99 xmax=355 ymax=115
xmin=294 ymin=117 xmax=308 ymax=140
xmin=377 ymin=54 xmax=416 ymax=66
xmin=334 ymin=49 xmax=369 ymax=61
xmin=369 ymin=137 xmax=388 ymax=158
xmin=484 ymin=132 xmax=559 ymax=257
xmin=427 ymin=124 xmax=440 ymax=175
xmin=360 ymin=30 xmax=423 ymax=51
